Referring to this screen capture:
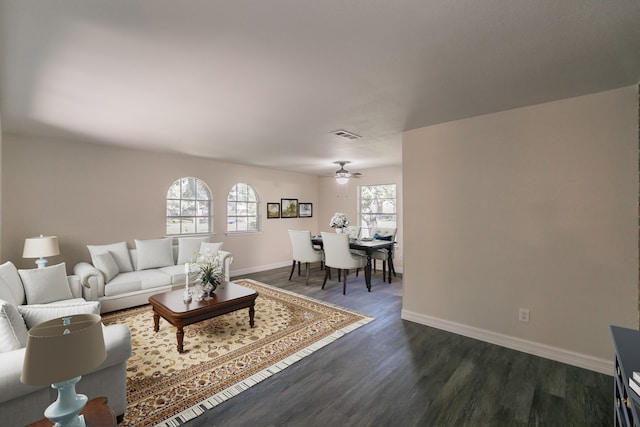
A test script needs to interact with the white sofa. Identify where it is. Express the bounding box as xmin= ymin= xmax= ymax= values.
xmin=0 ymin=261 xmax=132 ymax=426
xmin=74 ymin=237 xmax=233 ymax=313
